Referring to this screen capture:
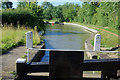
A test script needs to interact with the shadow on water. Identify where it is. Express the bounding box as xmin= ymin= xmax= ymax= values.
xmin=68 ymin=31 xmax=89 ymax=34
xmin=44 ymin=31 xmax=71 ymax=36
xmin=40 ymin=40 xmax=55 ymax=62
xmin=46 ymin=29 xmax=89 ymax=35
